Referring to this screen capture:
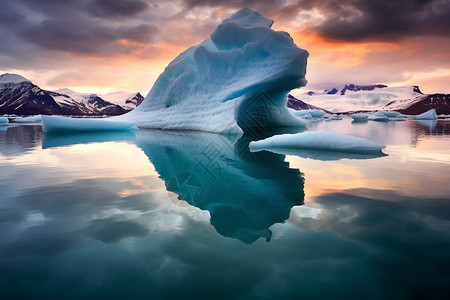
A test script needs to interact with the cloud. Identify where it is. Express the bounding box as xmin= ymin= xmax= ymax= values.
xmin=84 ymin=0 xmax=149 ymax=17
xmin=84 ymin=217 xmax=149 ymax=243
xmin=1 ymin=0 xmax=449 ymax=93
xmin=312 ymin=0 xmax=450 ymax=42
